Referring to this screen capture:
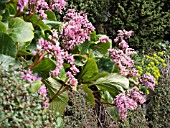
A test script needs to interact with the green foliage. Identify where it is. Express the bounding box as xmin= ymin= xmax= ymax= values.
xmin=45 ymin=77 xmax=69 ymax=117
xmin=0 ymin=69 xmax=59 ymax=127
xmin=146 ymin=83 xmax=170 ymax=127
xmin=67 ymin=0 xmax=170 ymax=52
xmin=0 ymin=32 xmax=17 ymax=57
